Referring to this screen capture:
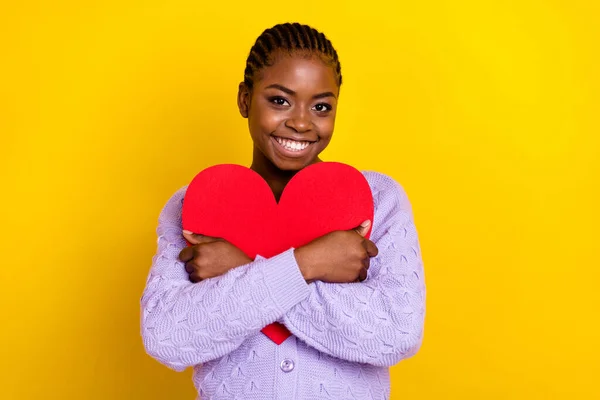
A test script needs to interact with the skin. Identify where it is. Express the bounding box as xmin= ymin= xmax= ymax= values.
xmin=179 ymin=52 xmax=378 ymax=283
